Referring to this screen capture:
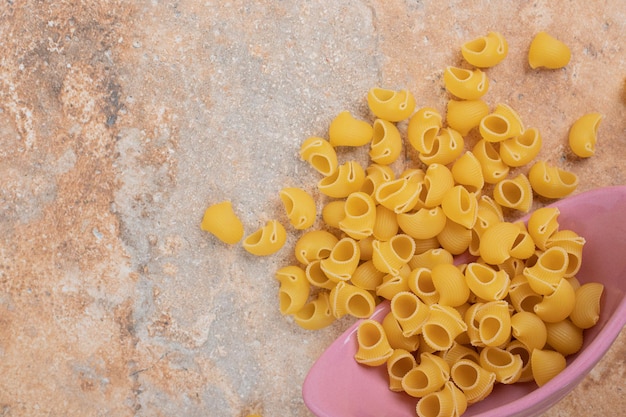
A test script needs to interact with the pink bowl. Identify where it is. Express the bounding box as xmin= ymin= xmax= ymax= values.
xmin=303 ymin=186 xmax=626 ymax=417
